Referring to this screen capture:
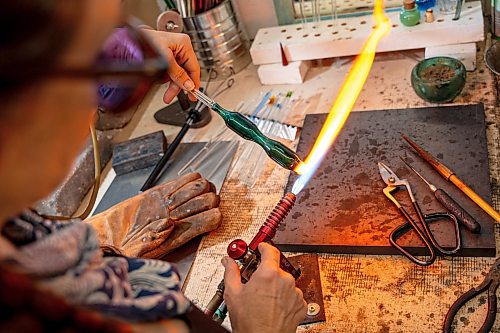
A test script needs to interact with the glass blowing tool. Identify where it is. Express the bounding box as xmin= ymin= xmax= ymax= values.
xmin=400 ymin=157 xmax=481 ymax=233
xmin=401 ymin=133 xmax=500 ymax=223
xmin=444 ymin=256 xmax=500 ymax=333
xmin=189 ymin=89 xmax=304 ymax=172
xmin=140 ymin=92 xmax=201 ymax=191
xmin=379 ymin=162 xmax=461 ymax=266
xmin=204 ymin=192 xmax=301 ymax=323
